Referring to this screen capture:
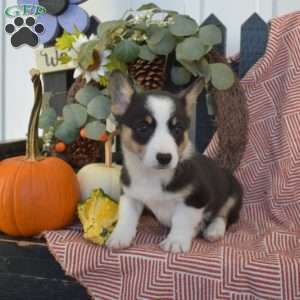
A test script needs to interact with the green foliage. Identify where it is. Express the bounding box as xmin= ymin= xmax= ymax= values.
xmin=99 ymin=76 xmax=109 ymax=88
xmin=78 ymin=40 xmax=100 ymax=69
xmin=55 ymin=31 xmax=76 ymax=50
xmin=169 ymin=15 xmax=198 ymax=37
xmin=87 ymin=95 xmax=111 ymax=120
xmin=50 ymin=3 xmax=236 ymax=146
xmin=97 ymin=20 xmax=126 ymax=39
xmin=138 ymin=45 xmax=156 ymax=61
xmin=198 ymin=24 xmax=222 ymax=46
xmin=59 ymin=52 xmax=72 ymax=64
xmin=55 ymin=121 xmax=79 ymax=144
xmin=171 ymin=66 xmax=191 ymax=85
xmin=176 ymin=37 xmax=206 ymax=61
xmin=147 ymin=28 xmax=176 ymax=55
xmin=106 ymin=55 xmax=128 ymax=73
xmin=210 ymin=63 xmax=235 ymax=90
xmin=63 ymin=104 xmax=88 ymax=128
xmin=199 ymin=58 xmax=211 ymax=81
xmin=39 ymin=108 xmax=57 ymax=130
xmin=113 ymin=40 xmax=140 ymax=63
xmin=75 ymin=85 xmax=101 ymax=106
xmin=97 ymin=20 xmax=126 ymax=46
xmin=84 ymin=121 xmax=106 ymax=140
xmin=137 ymin=3 xmax=160 ymax=11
